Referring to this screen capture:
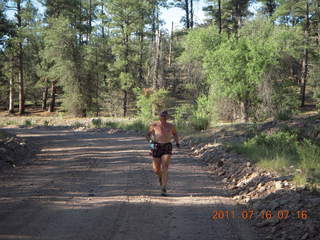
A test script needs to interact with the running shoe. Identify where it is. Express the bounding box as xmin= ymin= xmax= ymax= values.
xmin=161 ymin=186 xmax=167 ymax=196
